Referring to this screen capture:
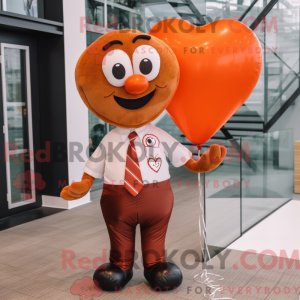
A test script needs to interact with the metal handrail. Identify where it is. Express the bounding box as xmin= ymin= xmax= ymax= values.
xmin=267 ymin=58 xmax=300 ymax=112
xmin=238 ymin=0 xmax=259 ymax=21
